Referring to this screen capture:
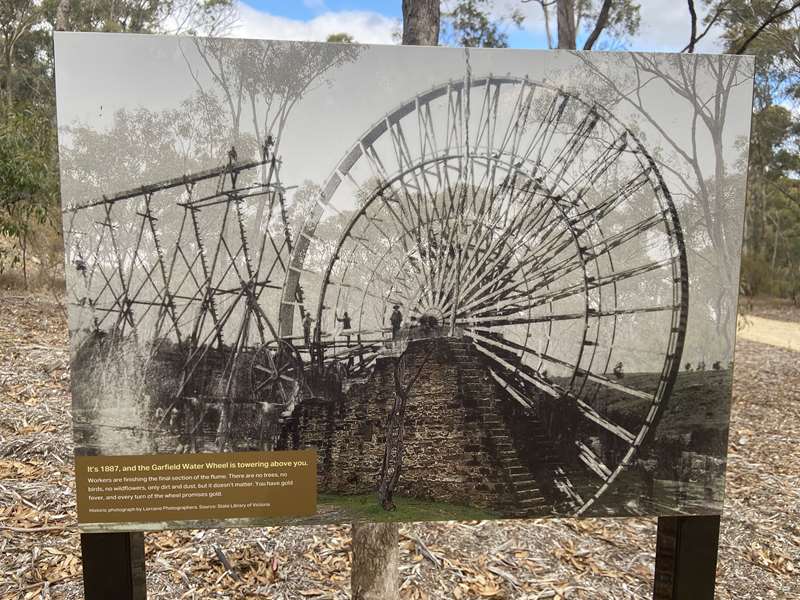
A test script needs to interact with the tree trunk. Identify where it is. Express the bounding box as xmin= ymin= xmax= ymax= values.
xmin=21 ymin=227 xmax=28 ymax=290
xmin=541 ymin=2 xmax=555 ymax=49
xmin=350 ymin=5 xmax=440 ymax=596
xmin=771 ymin=215 xmax=779 ymax=270
xmin=56 ymin=0 xmax=70 ymax=31
xmin=556 ymin=0 xmax=577 ymax=49
xmin=377 ymin=360 xmax=408 ymax=510
xmin=4 ymin=44 xmax=13 ymax=111
xmin=583 ymin=0 xmax=612 ymax=50
xmin=351 ymin=522 xmax=400 ymax=600
xmin=402 ymin=0 xmax=440 ymax=46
